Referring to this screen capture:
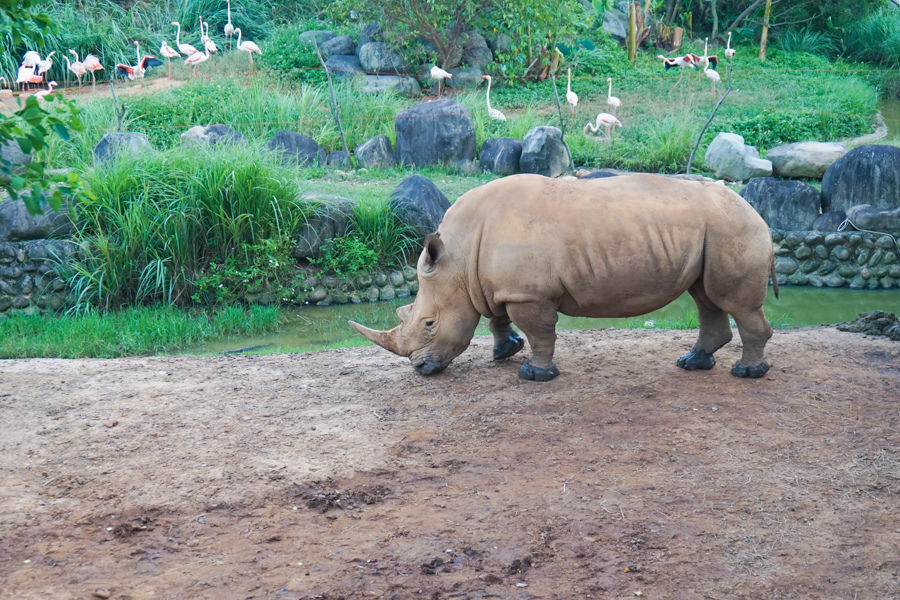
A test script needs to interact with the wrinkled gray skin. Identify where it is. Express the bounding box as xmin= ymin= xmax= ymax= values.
xmin=350 ymin=174 xmax=777 ymax=380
